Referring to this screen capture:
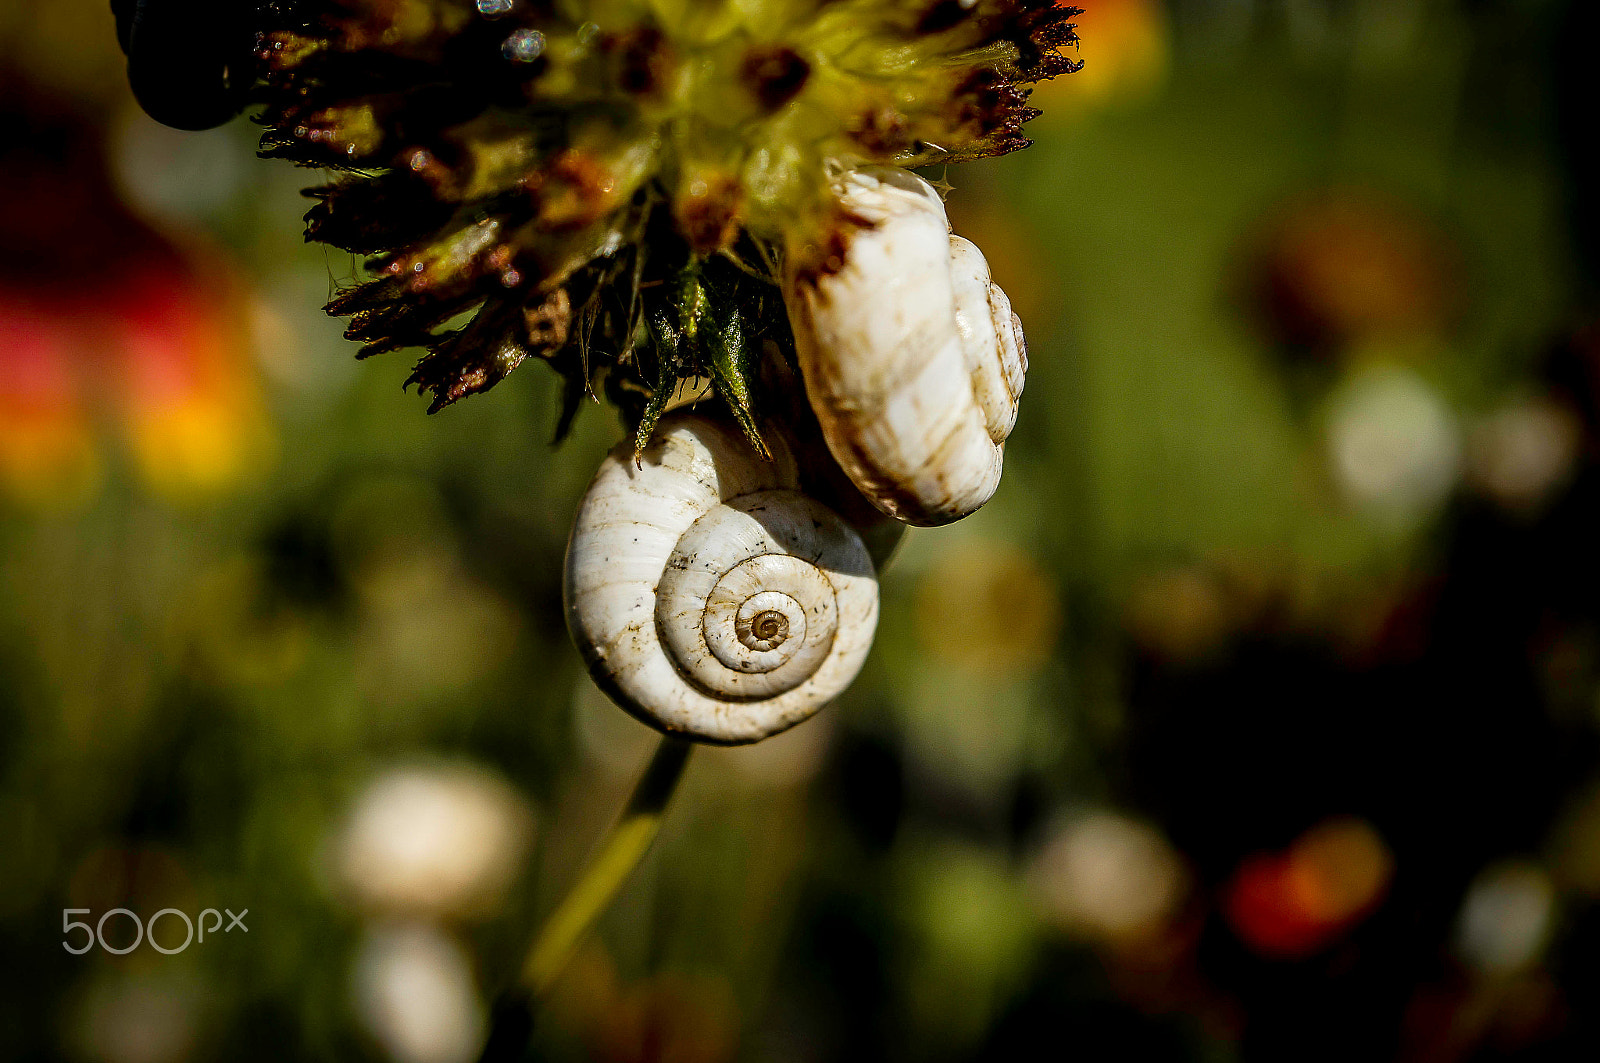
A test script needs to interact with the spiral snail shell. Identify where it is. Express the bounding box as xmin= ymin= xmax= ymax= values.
xmin=786 ymin=167 xmax=1028 ymax=527
xmin=563 ymin=414 xmax=879 ymax=744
